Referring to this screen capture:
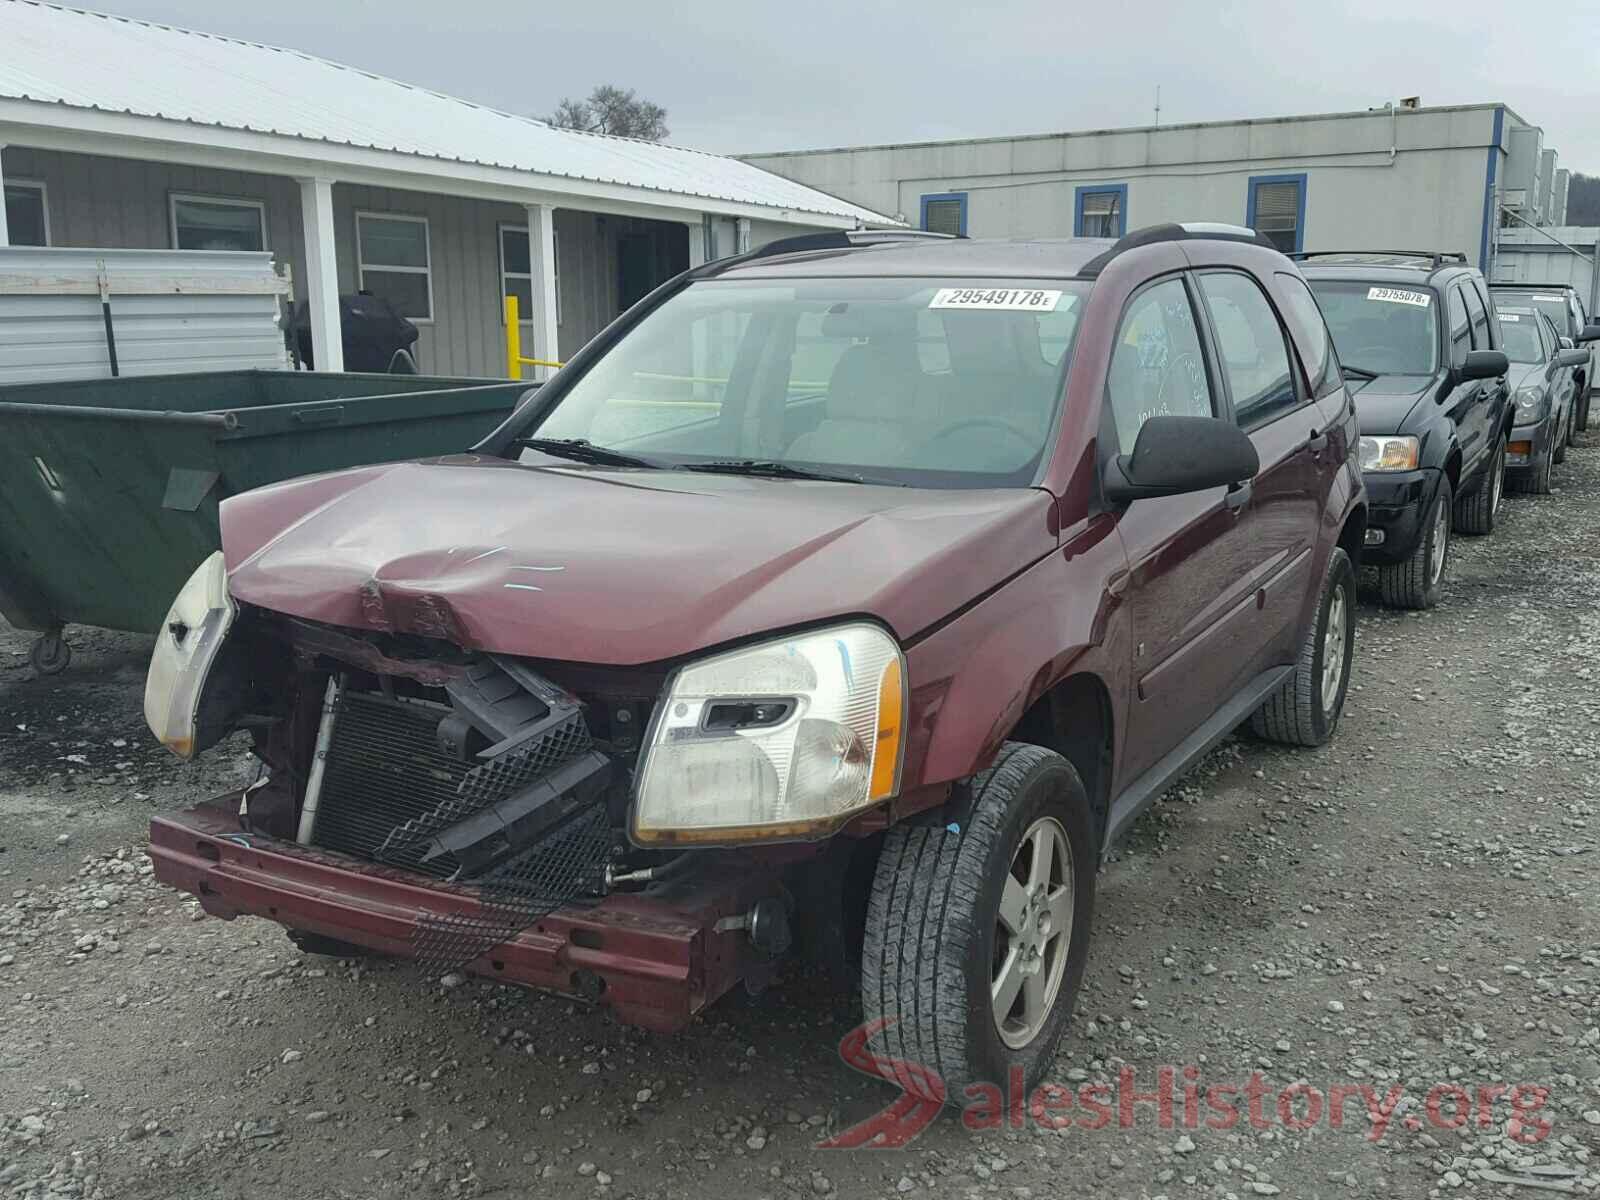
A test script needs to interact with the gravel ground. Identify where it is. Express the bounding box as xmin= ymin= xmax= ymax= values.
xmin=4 ymin=444 xmax=1600 ymax=1200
